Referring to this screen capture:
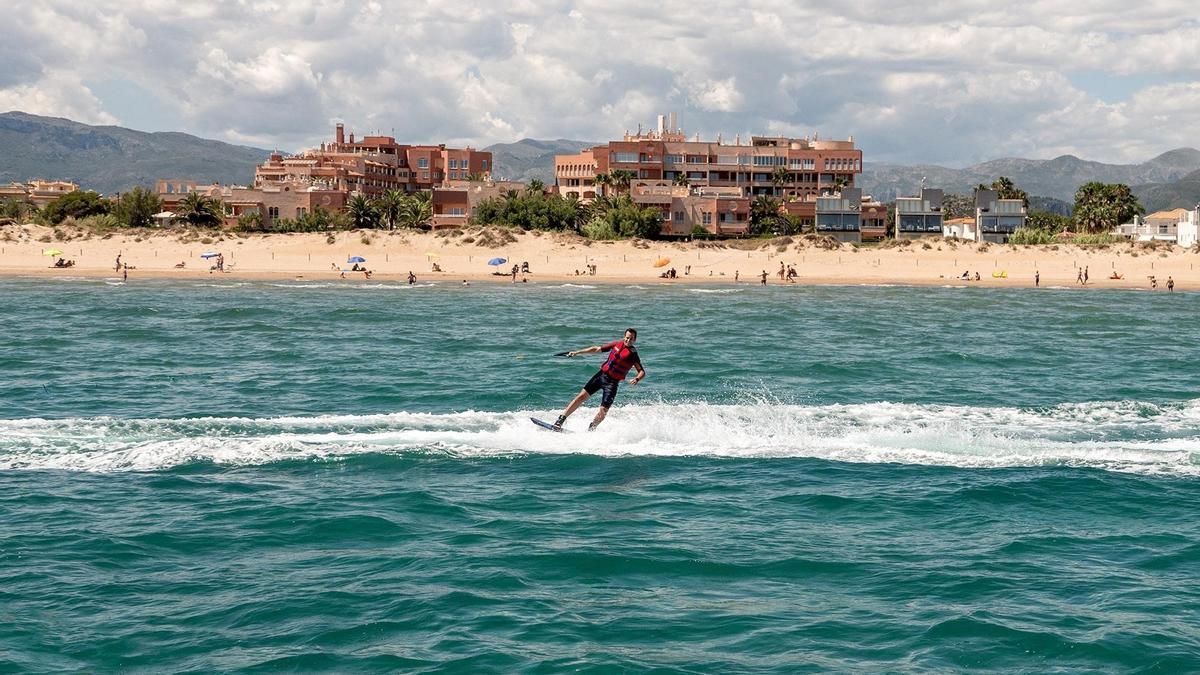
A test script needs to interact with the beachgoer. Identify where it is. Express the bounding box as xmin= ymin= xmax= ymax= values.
xmin=553 ymin=328 xmax=645 ymax=431
xmin=462 ymin=279 xmax=469 ymax=286
xmin=122 ymin=266 xmax=128 ymax=282
xmin=1035 ymin=270 xmax=1040 ymax=287
xmin=1077 ymin=269 xmax=1083 ymax=285
xmin=974 ymin=272 xmax=980 ymax=281
xmin=115 ymin=254 xmax=121 ymax=272
xmin=1151 ymin=276 xmax=1158 ymax=289
xmin=778 ymin=262 xmax=785 ymax=280
xmin=340 ymin=270 xmax=346 ymax=279
xmin=735 ymin=270 xmax=739 ymax=282
xmin=1167 ymin=276 xmax=1174 ymax=292
xmin=408 ymin=271 xmax=416 ymax=285
xmin=364 ymin=270 xmax=372 ymax=279
xmin=1084 ymin=266 xmax=1089 ymax=285
xmin=331 ymin=262 xmax=338 ymax=271
xmin=511 ymin=267 xmax=518 ymax=282
xmin=960 ymin=270 xmax=969 ymax=279
xmin=760 ymin=270 xmax=767 ymax=285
